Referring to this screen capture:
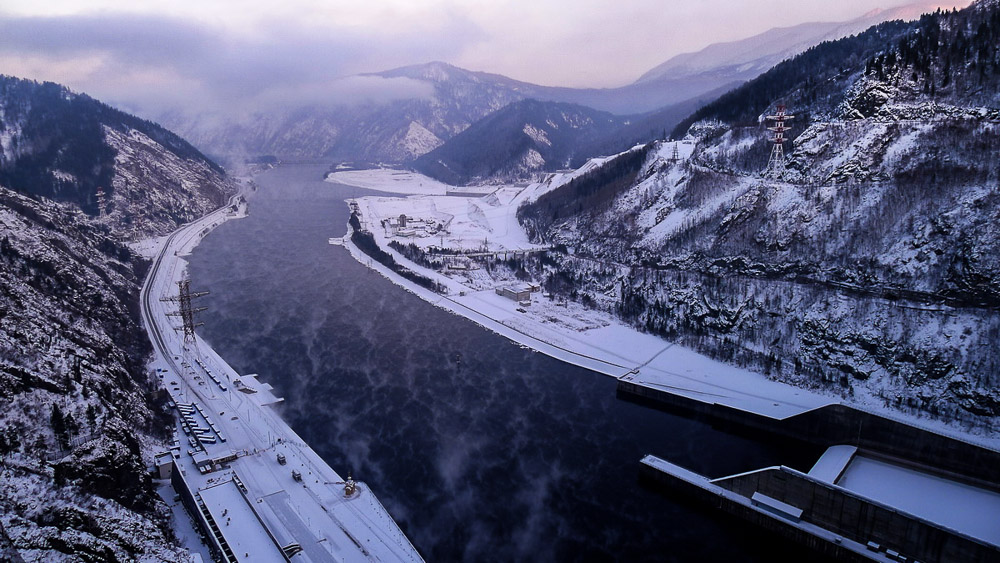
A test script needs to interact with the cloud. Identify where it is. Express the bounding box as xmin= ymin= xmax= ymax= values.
xmin=0 ymin=10 xmax=477 ymax=117
xmin=0 ymin=1 xmax=952 ymax=117
xmin=259 ymin=75 xmax=435 ymax=109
